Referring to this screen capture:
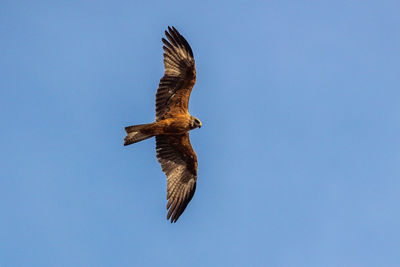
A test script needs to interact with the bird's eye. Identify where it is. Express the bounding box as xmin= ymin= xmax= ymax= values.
xmin=195 ymin=119 xmax=199 ymax=124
